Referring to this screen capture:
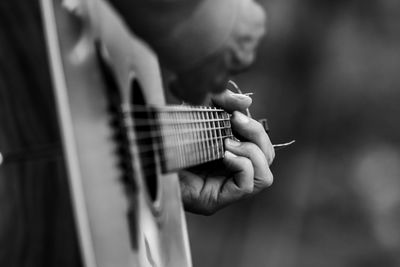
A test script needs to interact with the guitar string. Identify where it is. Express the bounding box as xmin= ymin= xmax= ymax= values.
xmin=122 ymin=121 xmax=232 ymax=155
xmin=113 ymin=106 xmax=288 ymax=173
xmin=117 ymin=104 xmax=225 ymax=112
xmin=102 ymin=104 xmax=284 ymax=172
xmin=126 ymin=133 xmax=233 ymax=154
xmin=114 ymin=107 xmax=233 ymax=171
xmin=125 ymin=125 xmax=232 ymax=141
xmin=121 ymin=133 xmax=234 ymax=173
xmin=122 ymin=118 xmax=231 ymax=126
xmin=136 ymin=145 xmax=228 ymax=171
xmin=117 ymin=106 xmax=269 ymax=173
xmin=130 ymin=150 xmax=227 ymax=173
xmin=119 ymin=110 xmax=295 ymax=150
